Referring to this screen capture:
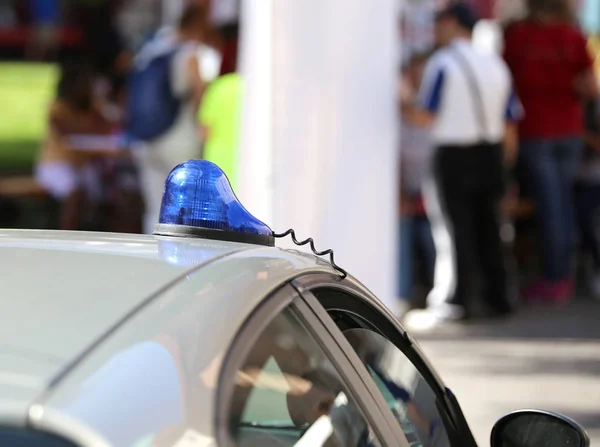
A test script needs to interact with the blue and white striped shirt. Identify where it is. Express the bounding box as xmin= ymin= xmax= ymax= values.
xmin=417 ymin=39 xmax=523 ymax=145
